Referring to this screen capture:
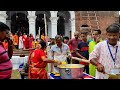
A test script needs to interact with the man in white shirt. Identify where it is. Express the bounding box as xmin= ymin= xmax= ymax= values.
xmin=89 ymin=23 xmax=120 ymax=79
